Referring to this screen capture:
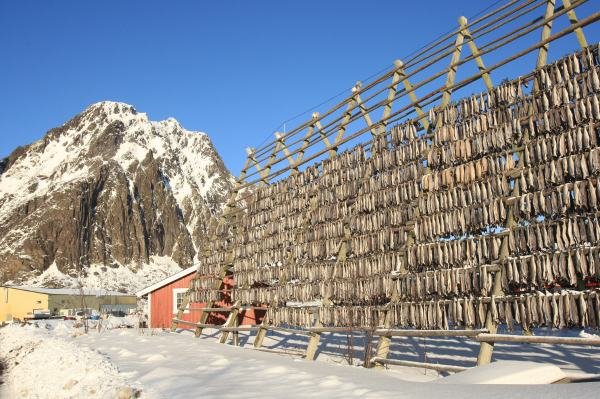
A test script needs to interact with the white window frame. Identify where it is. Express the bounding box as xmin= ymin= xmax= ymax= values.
xmin=172 ymin=288 xmax=189 ymax=314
